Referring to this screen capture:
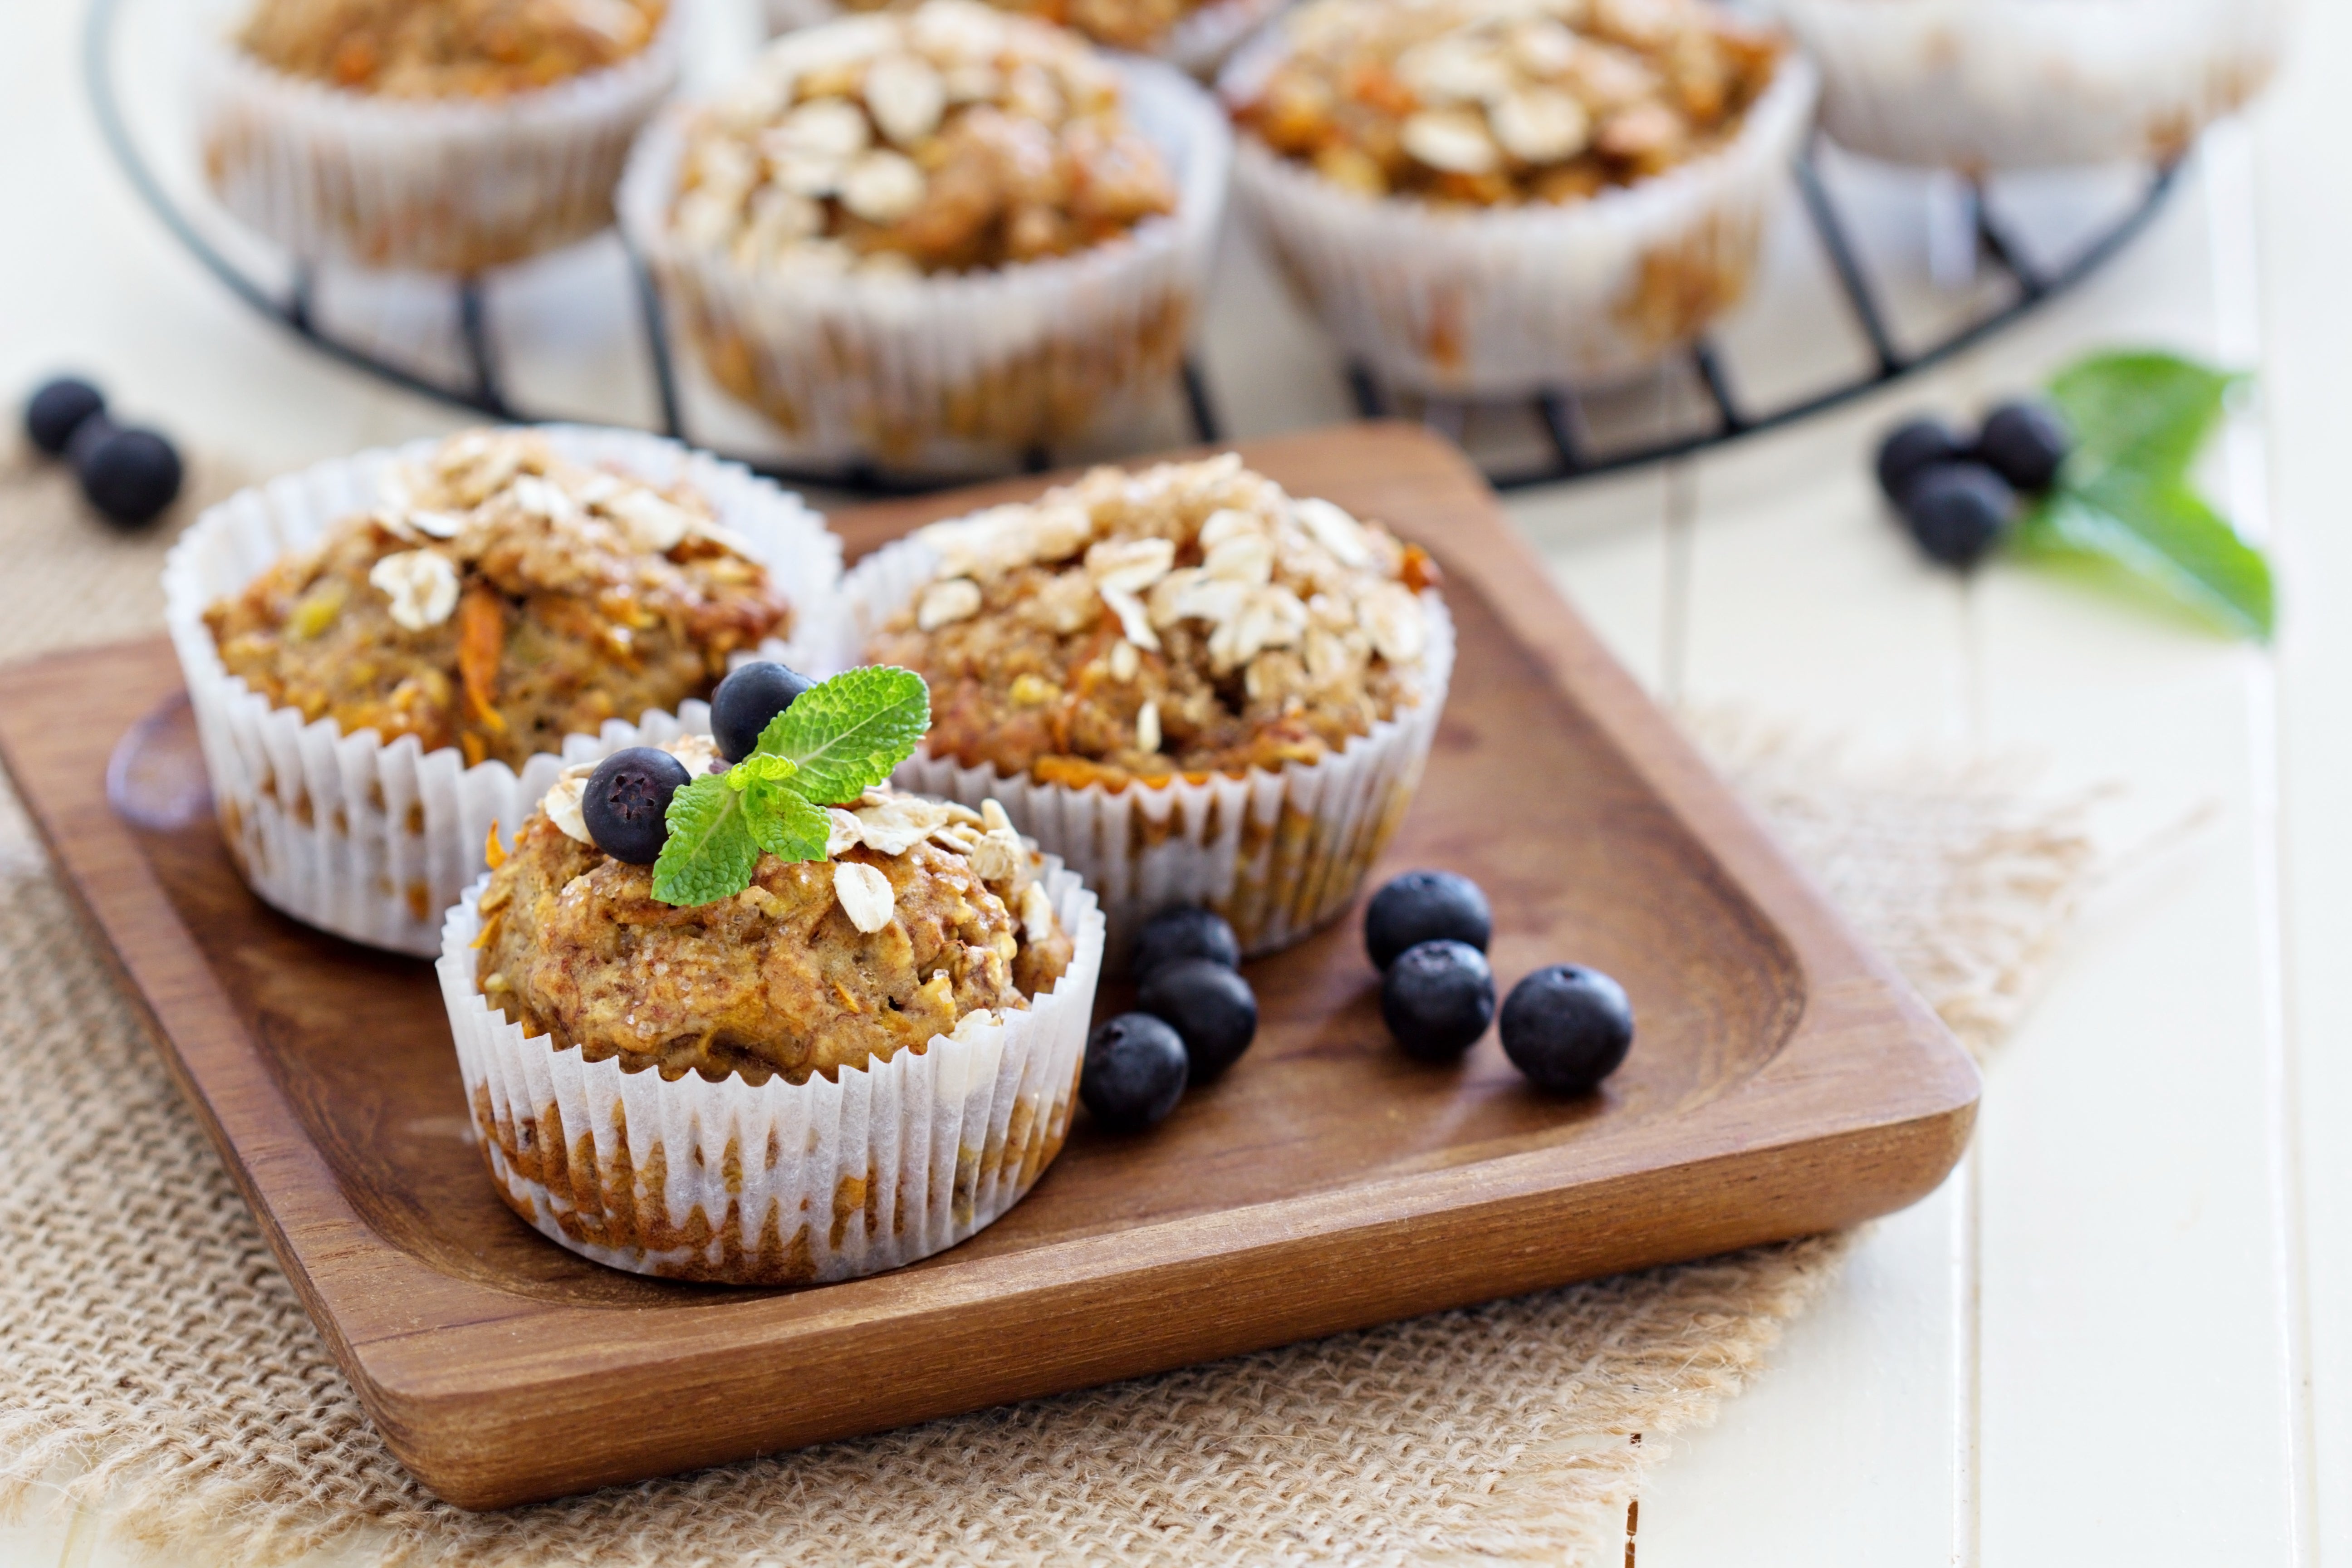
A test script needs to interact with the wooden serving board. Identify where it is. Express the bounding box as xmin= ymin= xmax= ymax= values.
xmin=0 ymin=422 xmax=1976 ymax=1511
